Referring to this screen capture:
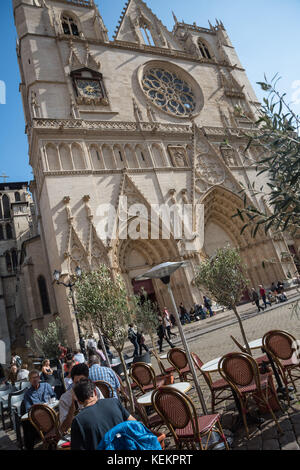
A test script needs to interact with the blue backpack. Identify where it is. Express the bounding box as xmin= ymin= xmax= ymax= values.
xmin=97 ymin=421 xmax=162 ymax=451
